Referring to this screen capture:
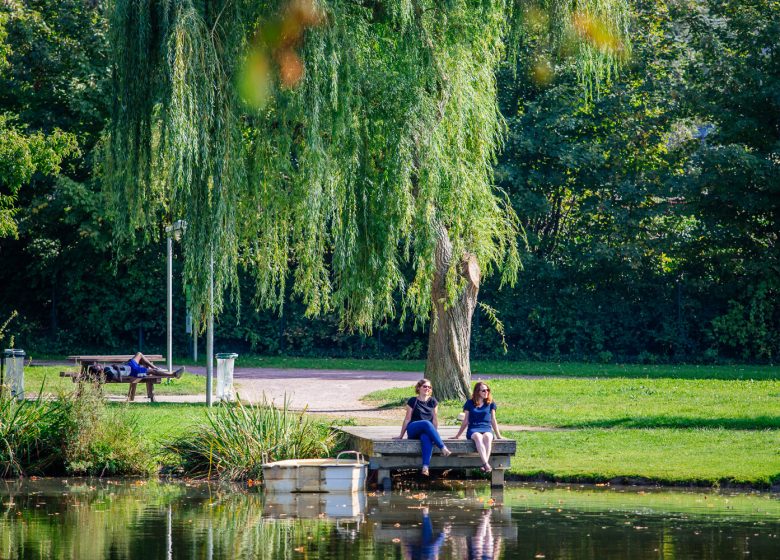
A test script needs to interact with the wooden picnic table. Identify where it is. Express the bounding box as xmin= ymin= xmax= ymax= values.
xmin=61 ymin=354 xmax=167 ymax=402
